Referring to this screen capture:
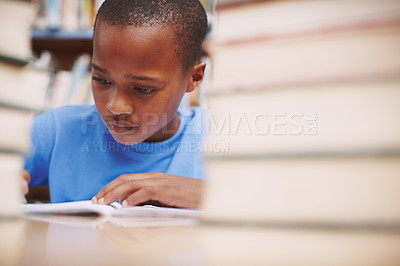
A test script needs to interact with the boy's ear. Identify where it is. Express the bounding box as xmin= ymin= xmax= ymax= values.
xmin=186 ymin=62 xmax=206 ymax=93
